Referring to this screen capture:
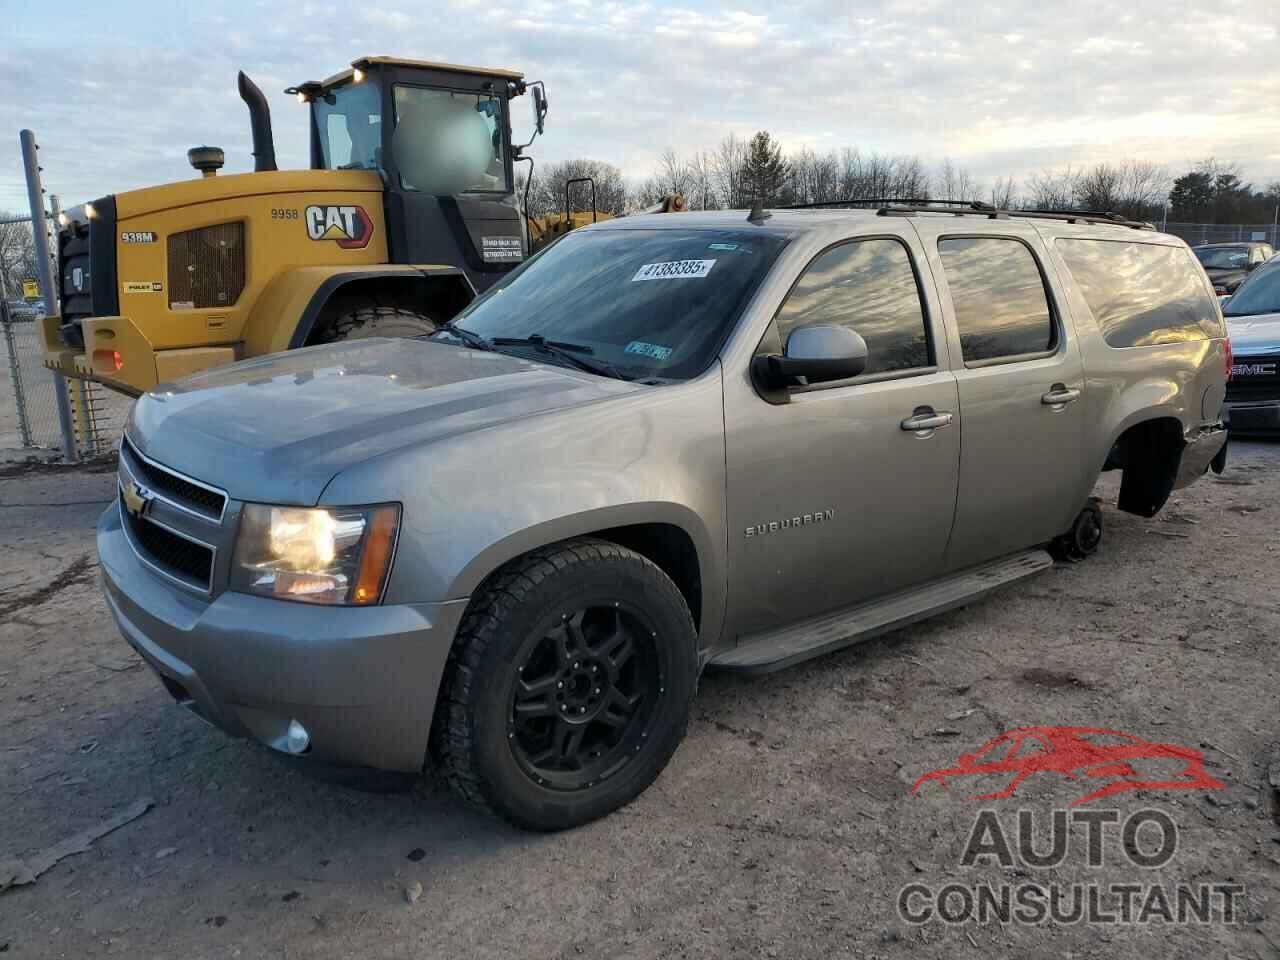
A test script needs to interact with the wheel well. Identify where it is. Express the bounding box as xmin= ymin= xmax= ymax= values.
xmin=304 ymin=275 xmax=473 ymax=345
xmin=587 ymin=523 xmax=703 ymax=633
xmin=1108 ymin=417 xmax=1184 ymax=517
